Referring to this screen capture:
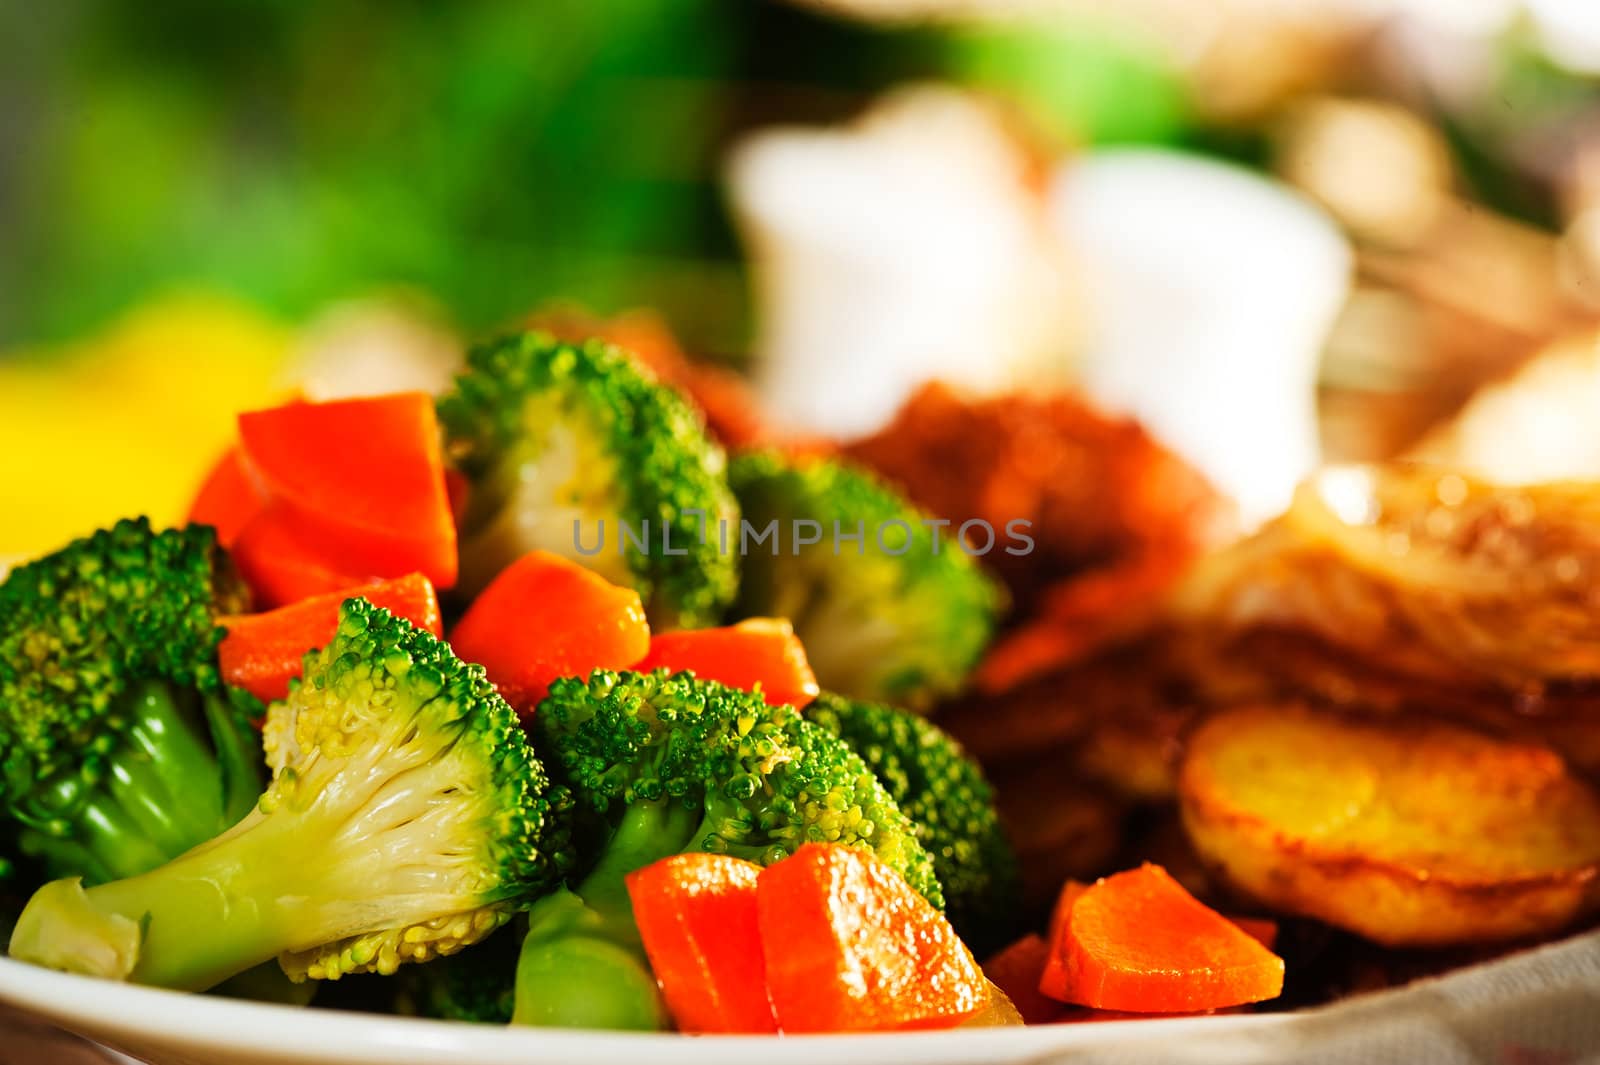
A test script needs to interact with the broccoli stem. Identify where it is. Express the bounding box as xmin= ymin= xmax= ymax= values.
xmin=10 ymin=807 xmax=302 ymax=990
xmin=511 ymin=799 xmax=698 ymax=1030
xmin=15 ymin=681 xmax=263 ymax=885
